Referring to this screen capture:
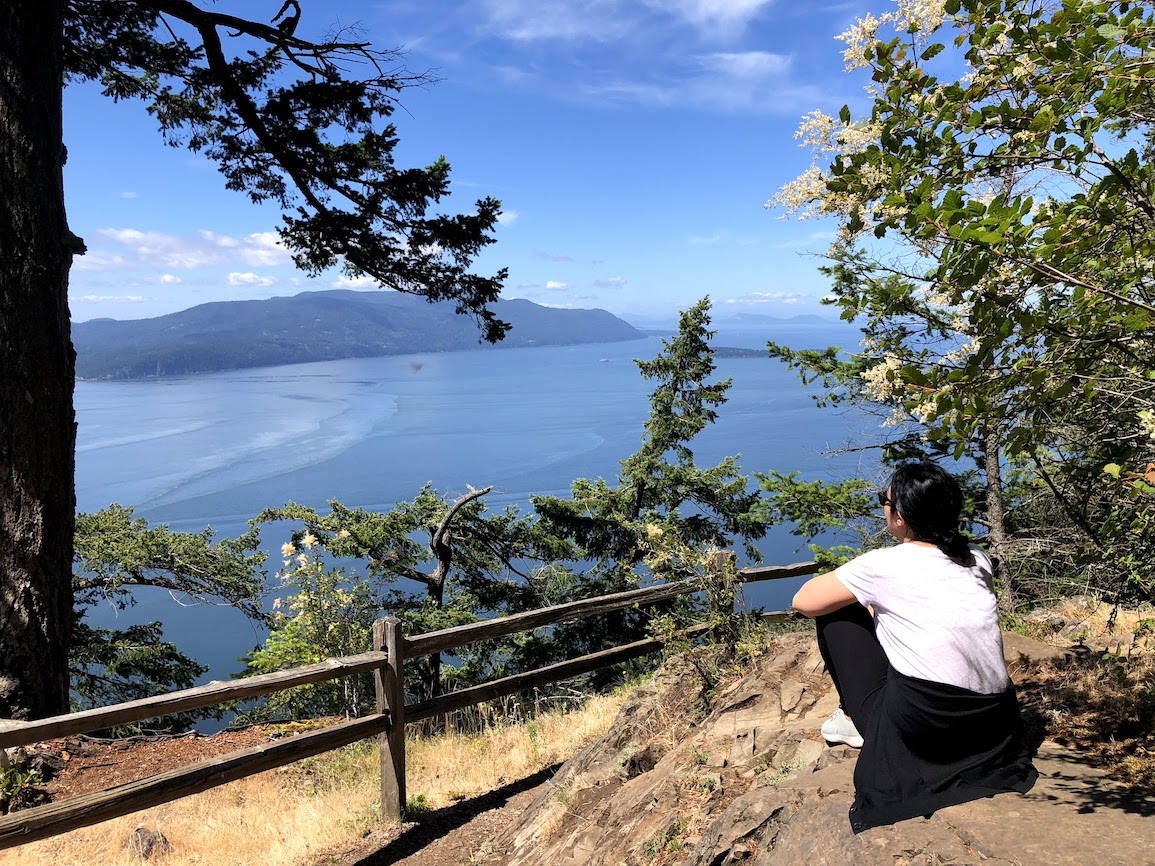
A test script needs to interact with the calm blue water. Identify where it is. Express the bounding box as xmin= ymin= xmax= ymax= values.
xmin=75 ymin=323 xmax=881 ymax=682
